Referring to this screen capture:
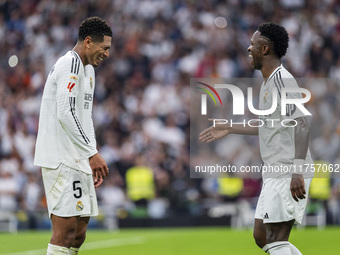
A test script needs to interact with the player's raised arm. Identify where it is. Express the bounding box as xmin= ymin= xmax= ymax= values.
xmin=199 ymin=119 xmax=258 ymax=143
